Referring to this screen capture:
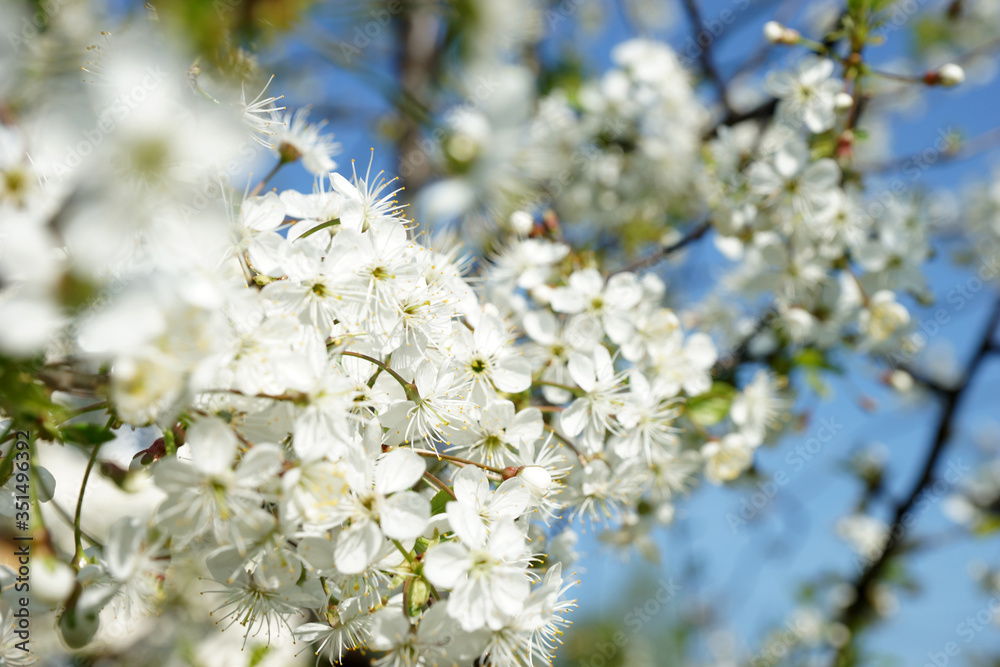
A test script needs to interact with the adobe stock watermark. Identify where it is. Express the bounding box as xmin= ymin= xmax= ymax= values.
xmin=7 ymin=0 xmax=71 ymax=53
xmin=922 ymin=588 xmax=1000 ymax=667
xmin=582 ymin=578 xmax=680 ymax=667
xmin=726 ymin=416 xmax=844 ymax=533
xmin=873 ymin=0 xmax=930 ymax=39
xmin=330 ymin=0 xmax=405 ymax=64
xmin=884 ymin=252 xmax=1000 ymax=371
xmin=50 ymin=66 xmax=169 ymax=179
xmin=679 ymin=0 xmax=751 ymax=68
xmin=750 ymin=613 xmax=822 ymax=667
xmin=852 ymin=458 xmax=969 ymax=574
xmin=544 ymin=0 xmax=589 ymax=30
